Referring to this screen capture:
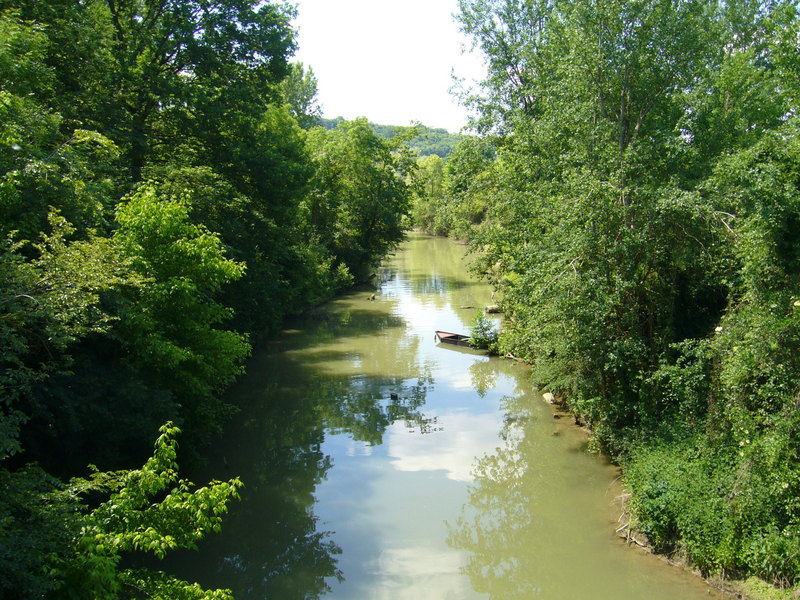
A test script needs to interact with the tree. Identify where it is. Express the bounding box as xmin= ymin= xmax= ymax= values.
xmin=280 ymin=62 xmax=322 ymax=129
xmin=0 ymin=214 xmax=140 ymax=461
xmin=410 ymin=154 xmax=446 ymax=234
xmin=2 ymin=0 xmax=297 ymax=181
xmin=0 ymin=11 xmax=122 ymax=240
xmin=147 ymin=103 xmax=338 ymax=334
xmin=441 ymin=136 xmax=496 ymax=238
xmin=455 ymin=0 xmax=800 ymax=585
xmin=456 ymin=0 xmax=729 ymax=437
xmin=112 ymin=184 xmax=250 ymax=434
xmin=305 ymin=118 xmax=415 ymax=280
